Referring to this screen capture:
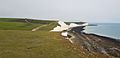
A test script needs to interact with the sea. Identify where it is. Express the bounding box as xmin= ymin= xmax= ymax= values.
xmin=85 ymin=23 xmax=120 ymax=39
